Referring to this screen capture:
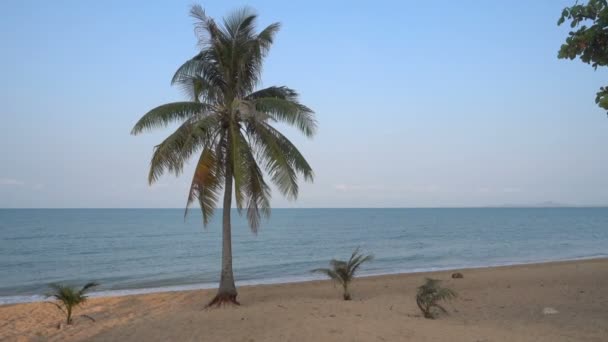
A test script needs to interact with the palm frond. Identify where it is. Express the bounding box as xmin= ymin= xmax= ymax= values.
xmin=47 ymin=283 xmax=64 ymax=295
xmin=222 ymin=7 xmax=257 ymax=39
xmin=47 ymin=301 xmax=66 ymax=314
xmin=190 ymin=5 xmax=228 ymax=49
xmin=230 ymin=127 xmax=270 ymax=232
xmin=172 ymin=51 xmax=227 ymax=102
xmin=79 ymin=282 xmax=98 ymax=294
xmin=185 ymin=147 xmax=223 ymax=226
xmin=329 ymin=259 xmax=347 ymax=270
xmin=256 ymin=23 xmax=281 ymax=52
xmin=251 ymin=122 xmax=314 ymax=187
xmin=349 ymin=254 xmax=374 ymax=276
xmin=254 ymin=97 xmax=316 ymax=137
xmin=348 ymin=247 xmax=362 ymax=264
xmin=246 ymin=86 xmax=297 ymax=100
xmin=131 ymin=102 xmax=212 ymax=135
xmin=247 ymin=123 xmax=298 ymax=200
xmin=311 ymin=268 xmax=343 ymax=285
xmin=433 ymin=303 xmax=448 ymax=314
xmin=434 ymin=287 xmax=457 ymax=301
xmin=148 ymin=115 xmax=219 ymax=184
xmin=228 ymin=123 xmax=245 ymax=211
